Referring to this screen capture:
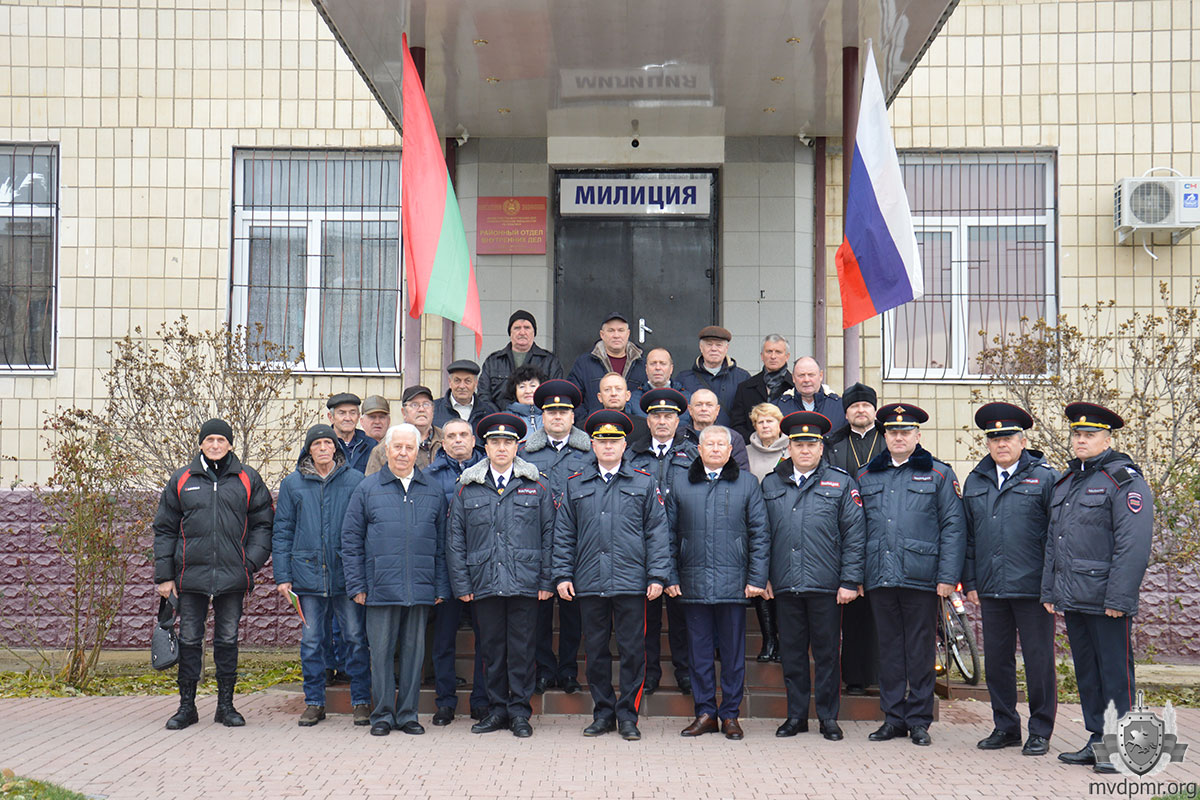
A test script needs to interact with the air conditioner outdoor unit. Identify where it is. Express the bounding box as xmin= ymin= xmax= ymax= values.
xmin=1114 ymin=176 xmax=1200 ymax=244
